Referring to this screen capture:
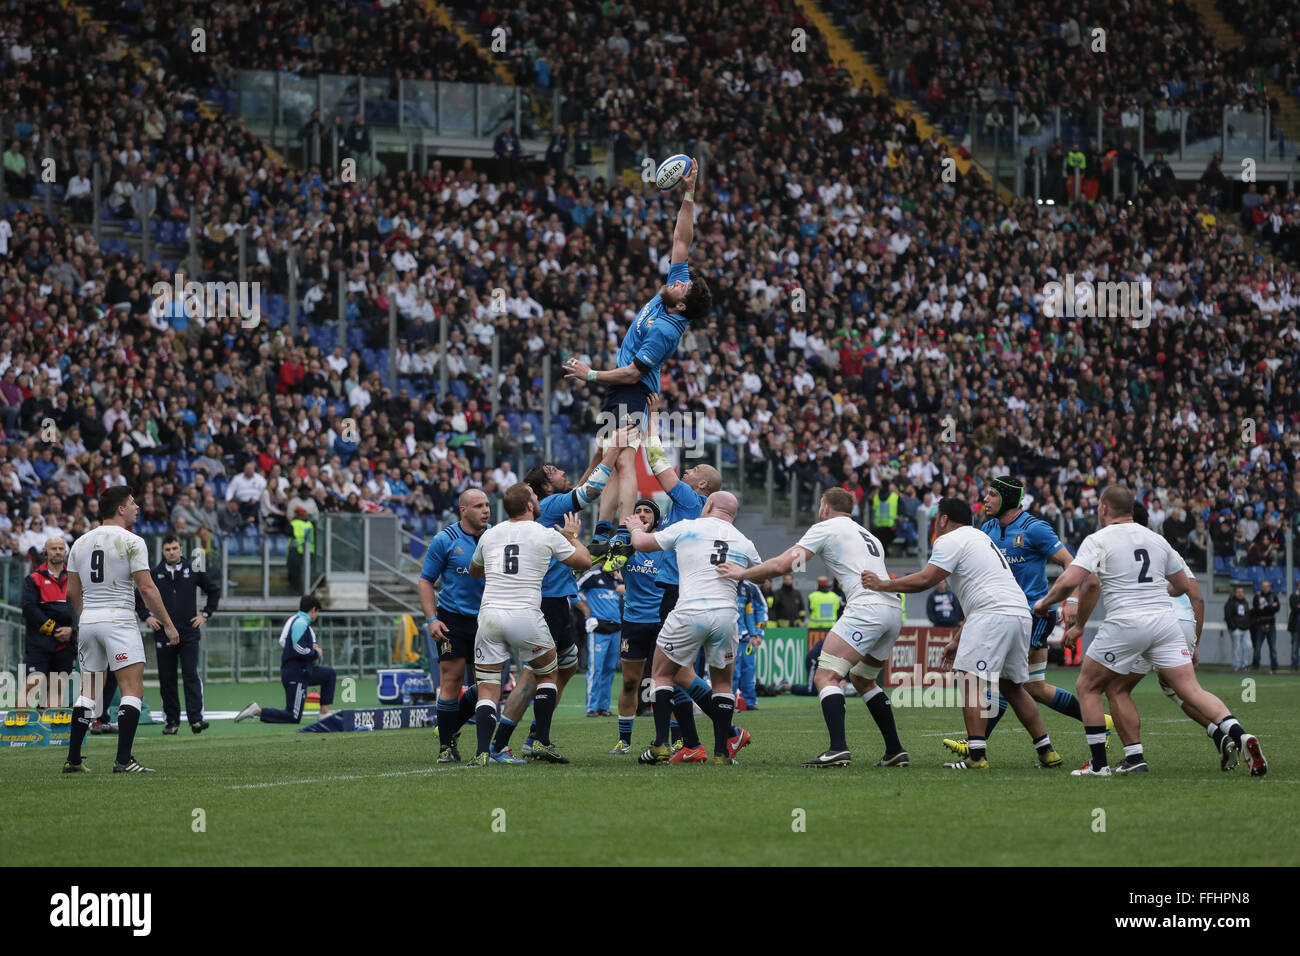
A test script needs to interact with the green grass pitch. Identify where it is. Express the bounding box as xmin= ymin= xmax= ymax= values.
xmin=3 ymin=670 xmax=1296 ymax=866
